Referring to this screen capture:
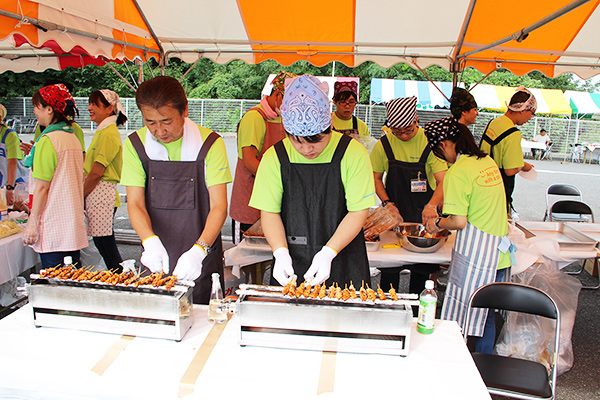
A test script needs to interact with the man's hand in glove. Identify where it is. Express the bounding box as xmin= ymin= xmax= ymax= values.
xmin=272 ymin=247 xmax=294 ymax=285
xmin=173 ymin=244 xmax=206 ymax=281
xmin=140 ymin=235 xmax=170 ymax=274
xmin=304 ymin=246 xmax=337 ymax=285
